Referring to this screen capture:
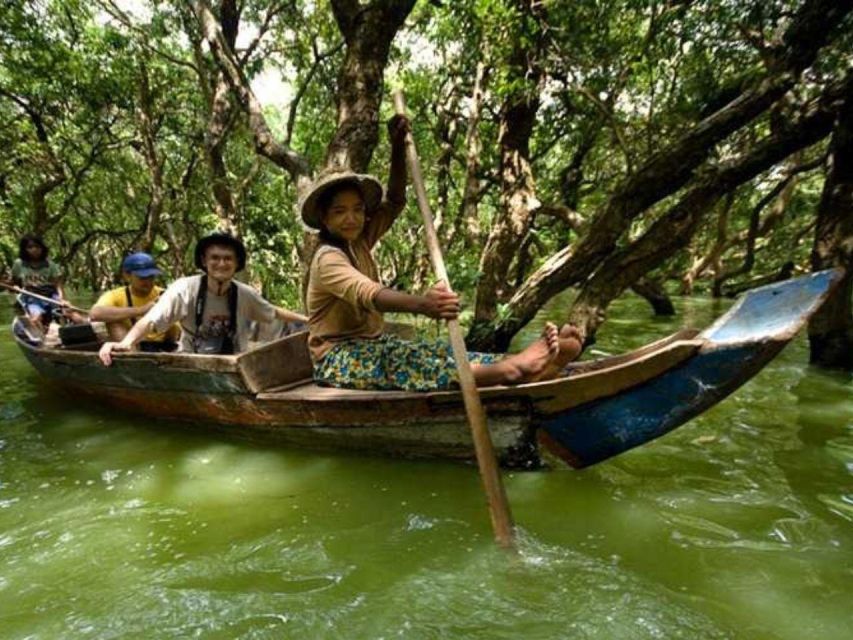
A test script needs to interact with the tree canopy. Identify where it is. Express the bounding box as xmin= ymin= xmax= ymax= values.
xmin=1 ymin=0 xmax=850 ymax=365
